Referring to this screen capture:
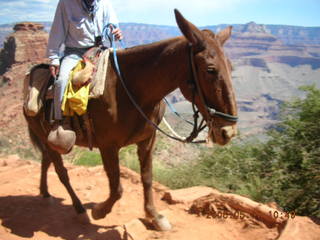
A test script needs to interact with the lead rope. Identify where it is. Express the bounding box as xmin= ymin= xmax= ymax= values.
xmin=107 ymin=28 xmax=206 ymax=144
